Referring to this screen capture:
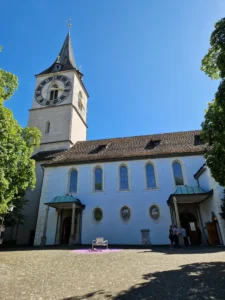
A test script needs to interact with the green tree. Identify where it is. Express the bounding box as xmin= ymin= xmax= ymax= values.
xmin=0 ymin=47 xmax=41 ymax=214
xmin=4 ymin=191 xmax=28 ymax=227
xmin=201 ymin=18 xmax=225 ymax=187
